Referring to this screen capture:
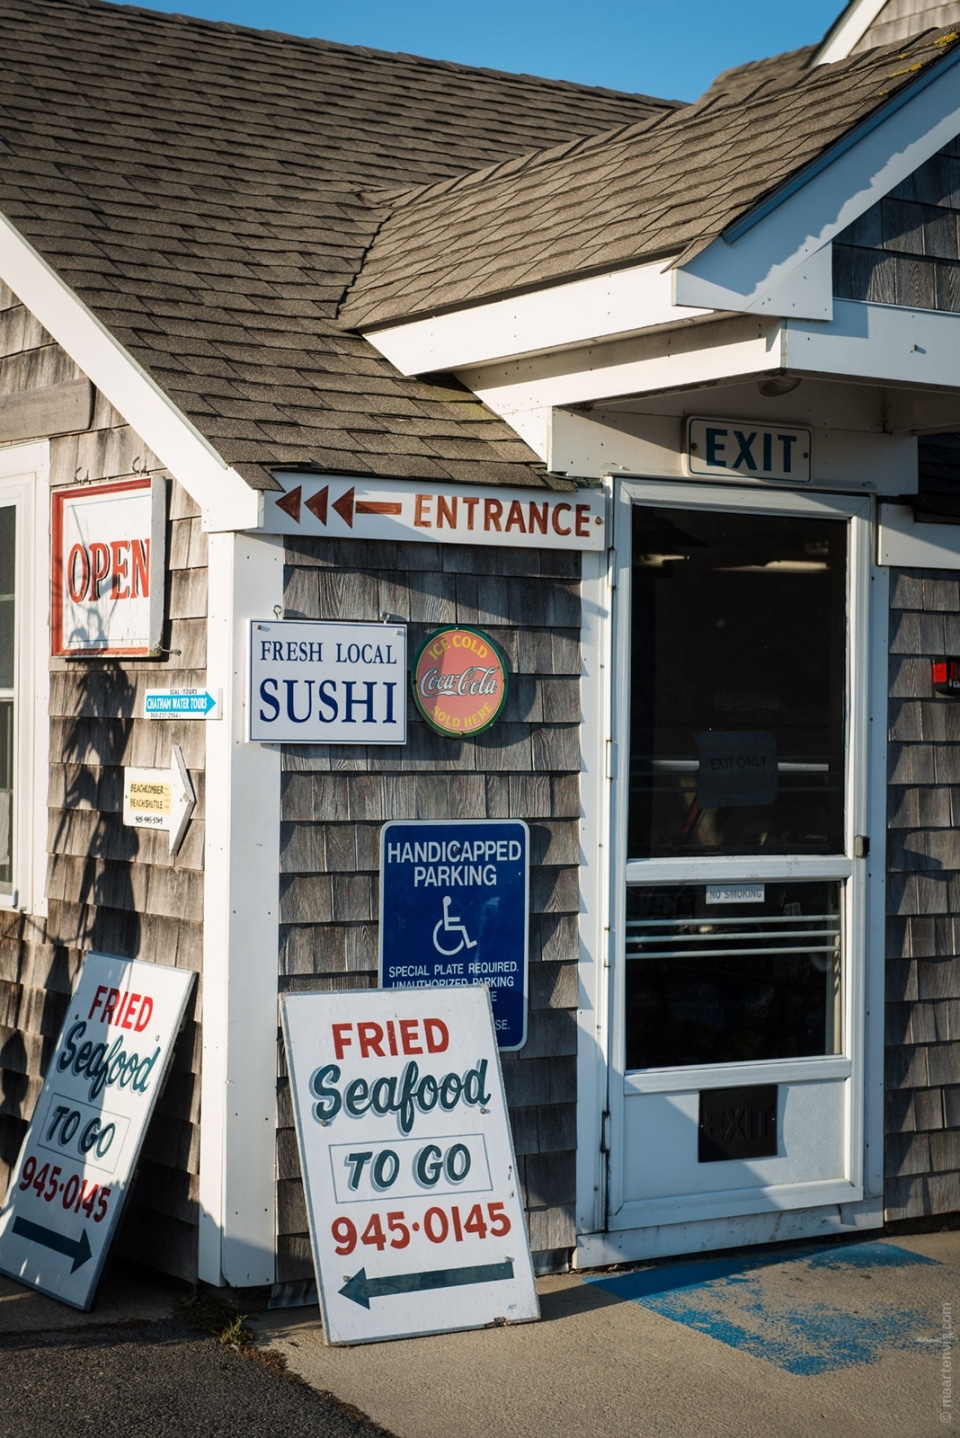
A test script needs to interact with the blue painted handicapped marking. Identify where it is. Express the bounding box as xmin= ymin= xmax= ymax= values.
xmin=585 ymin=1241 xmax=940 ymax=1375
